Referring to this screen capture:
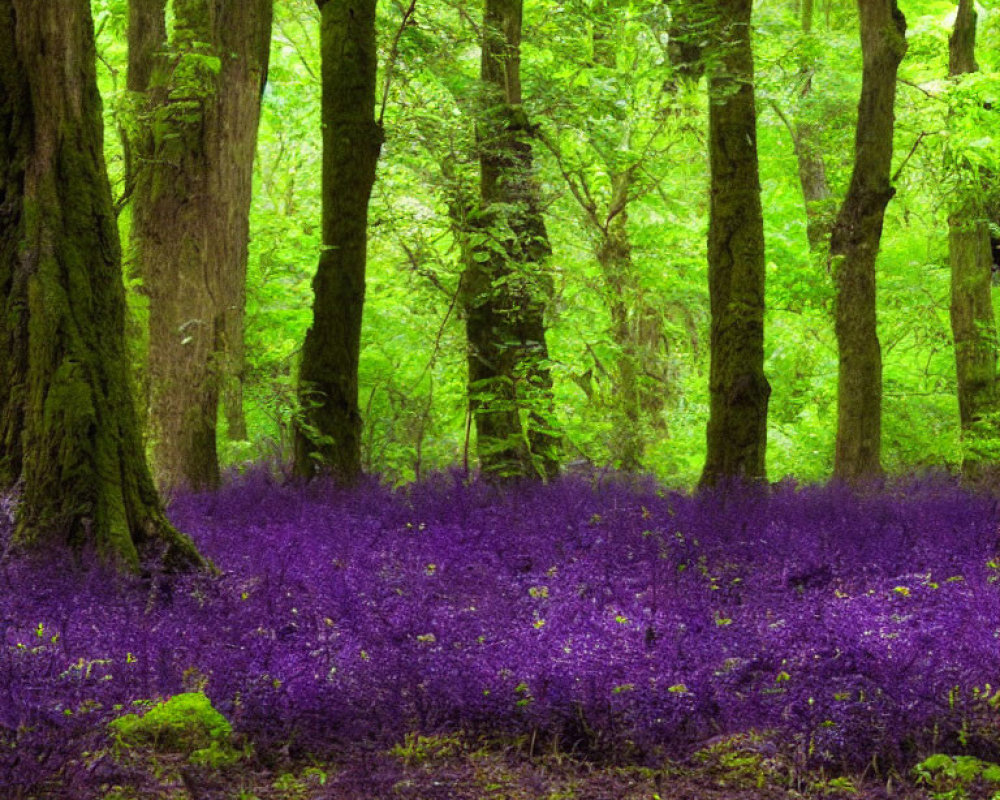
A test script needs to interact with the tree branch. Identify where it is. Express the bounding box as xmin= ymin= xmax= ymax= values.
xmin=379 ymin=0 xmax=419 ymax=127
